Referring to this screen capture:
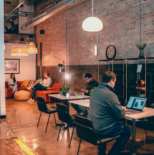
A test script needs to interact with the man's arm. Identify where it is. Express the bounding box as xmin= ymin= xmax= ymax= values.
xmin=42 ymin=78 xmax=52 ymax=87
xmin=109 ymin=93 xmax=125 ymax=119
xmin=86 ymin=80 xmax=99 ymax=91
